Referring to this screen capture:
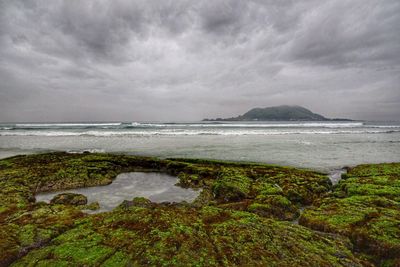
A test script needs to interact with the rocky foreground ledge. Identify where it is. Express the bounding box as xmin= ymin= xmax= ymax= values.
xmin=0 ymin=152 xmax=399 ymax=266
